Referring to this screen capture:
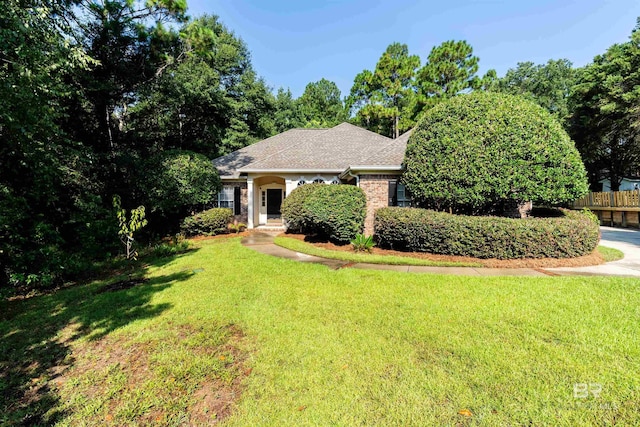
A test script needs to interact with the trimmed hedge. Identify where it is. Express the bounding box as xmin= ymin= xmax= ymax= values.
xmin=282 ymin=184 xmax=366 ymax=243
xmin=374 ymin=207 xmax=599 ymax=259
xmin=180 ymin=208 xmax=233 ymax=236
